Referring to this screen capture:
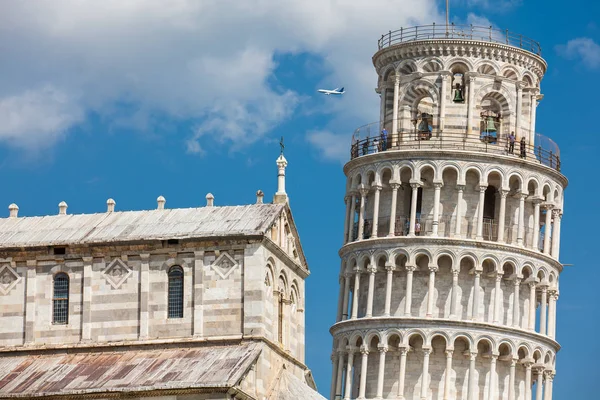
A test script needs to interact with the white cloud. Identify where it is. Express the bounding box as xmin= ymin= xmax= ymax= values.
xmin=0 ymin=0 xmax=440 ymax=153
xmin=306 ymin=130 xmax=349 ymax=164
xmin=556 ymin=37 xmax=600 ymax=69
